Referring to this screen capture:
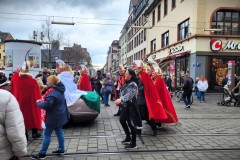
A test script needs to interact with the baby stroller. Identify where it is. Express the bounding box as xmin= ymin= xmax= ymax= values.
xmin=217 ymin=85 xmax=238 ymax=106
